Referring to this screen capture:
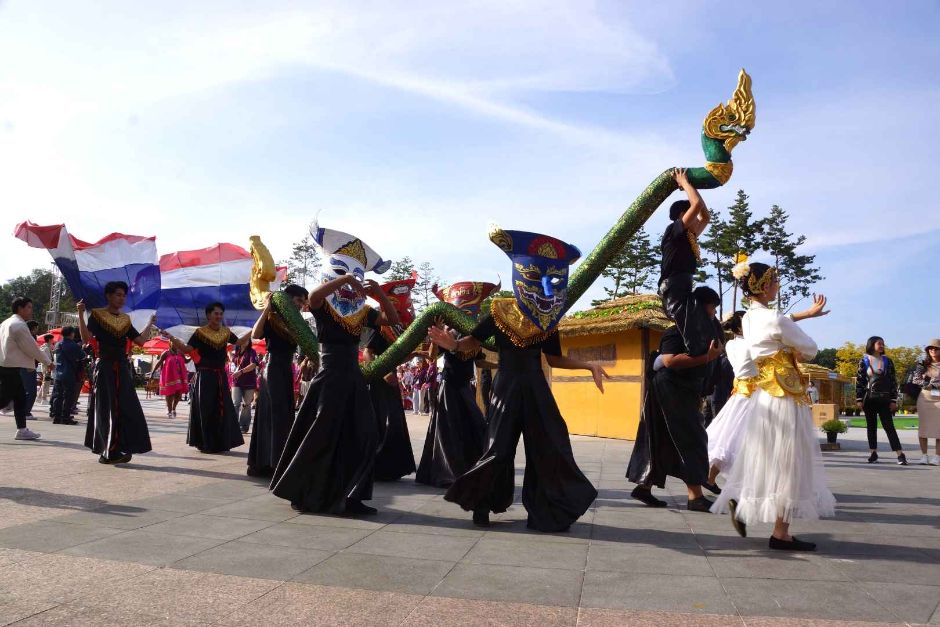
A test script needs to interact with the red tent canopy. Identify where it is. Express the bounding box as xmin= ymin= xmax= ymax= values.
xmin=141 ymin=337 xmax=170 ymax=356
xmin=36 ymin=328 xmax=63 ymax=345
